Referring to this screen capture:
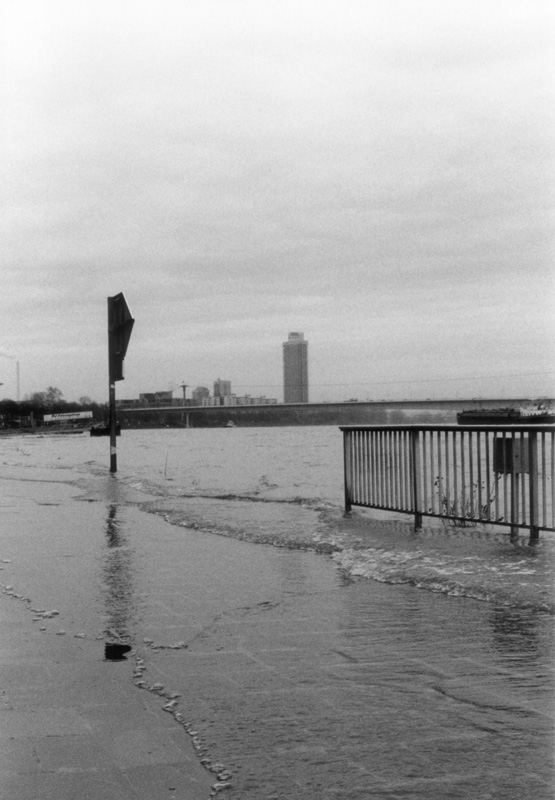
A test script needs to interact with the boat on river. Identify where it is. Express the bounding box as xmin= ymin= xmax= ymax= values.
xmin=456 ymin=407 xmax=555 ymax=425
xmin=90 ymin=422 xmax=121 ymax=437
